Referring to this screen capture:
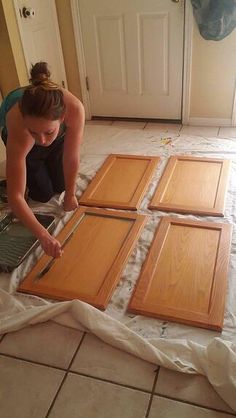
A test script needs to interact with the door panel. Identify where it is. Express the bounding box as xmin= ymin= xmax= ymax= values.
xmin=18 ymin=207 xmax=147 ymax=309
xmin=149 ymin=156 xmax=230 ymax=216
xmin=128 ymin=217 xmax=232 ymax=331
xmin=139 ymin=13 xmax=168 ymax=96
xmin=78 ymin=0 xmax=184 ymax=118
xmin=95 ymin=15 xmax=127 ymax=93
xmin=79 ymin=154 xmax=160 ymax=209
